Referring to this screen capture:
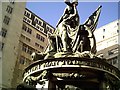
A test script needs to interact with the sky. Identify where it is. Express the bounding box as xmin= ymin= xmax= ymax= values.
xmin=26 ymin=1 xmax=119 ymax=28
